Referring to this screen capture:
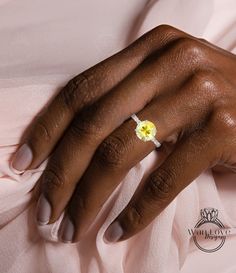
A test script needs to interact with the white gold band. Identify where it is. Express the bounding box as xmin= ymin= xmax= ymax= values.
xmin=151 ymin=137 xmax=162 ymax=148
